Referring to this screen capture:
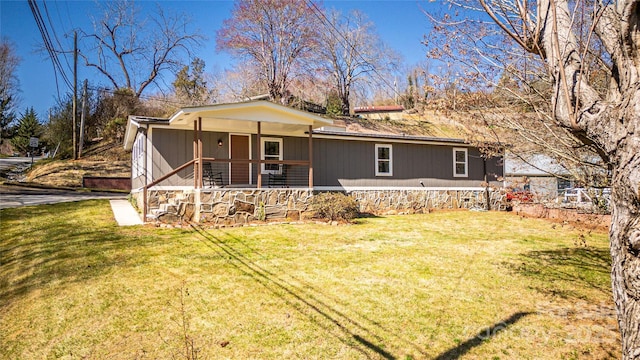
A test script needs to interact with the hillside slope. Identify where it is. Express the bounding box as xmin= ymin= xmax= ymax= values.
xmin=26 ymin=141 xmax=130 ymax=188
xmin=343 ymin=110 xmax=469 ymax=139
